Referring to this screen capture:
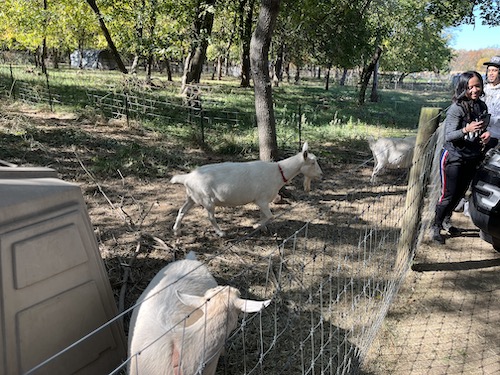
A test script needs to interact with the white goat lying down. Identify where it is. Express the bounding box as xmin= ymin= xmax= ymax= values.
xmin=170 ymin=142 xmax=322 ymax=237
xmin=368 ymin=136 xmax=416 ymax=183
xmin=128 ymin=252 xmax=271 ymax=375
